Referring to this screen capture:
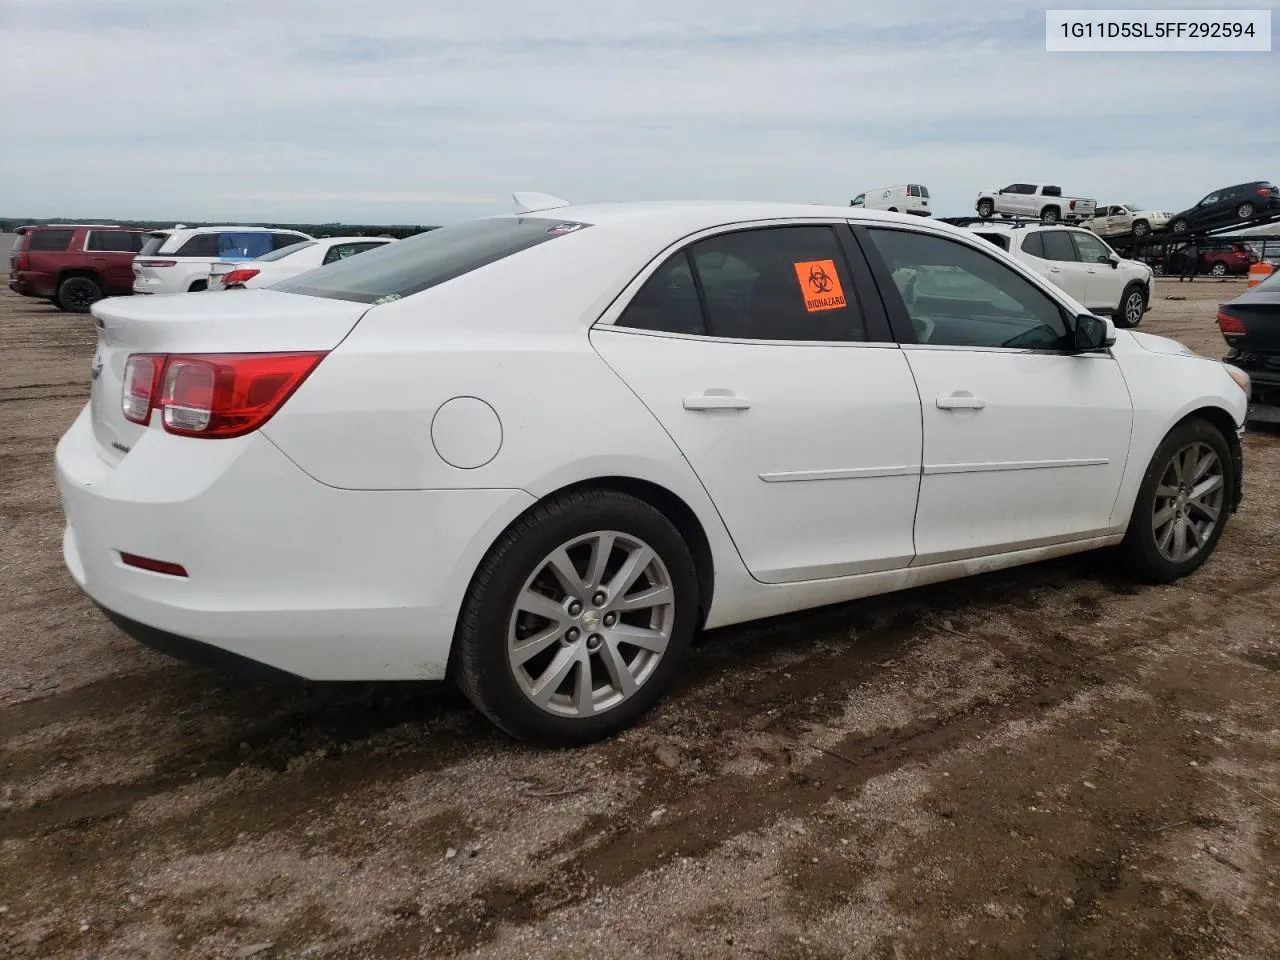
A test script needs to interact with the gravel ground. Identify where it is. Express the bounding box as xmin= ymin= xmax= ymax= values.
xmin=1 ymin=279 xmax=1278 ymax=960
